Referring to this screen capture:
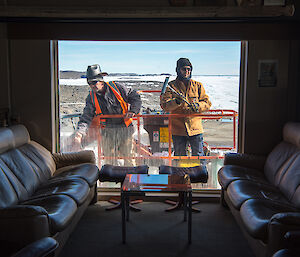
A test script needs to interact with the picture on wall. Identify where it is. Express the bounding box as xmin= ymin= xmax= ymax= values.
xmin=258 ymin=60 xmax=278 ymax=87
